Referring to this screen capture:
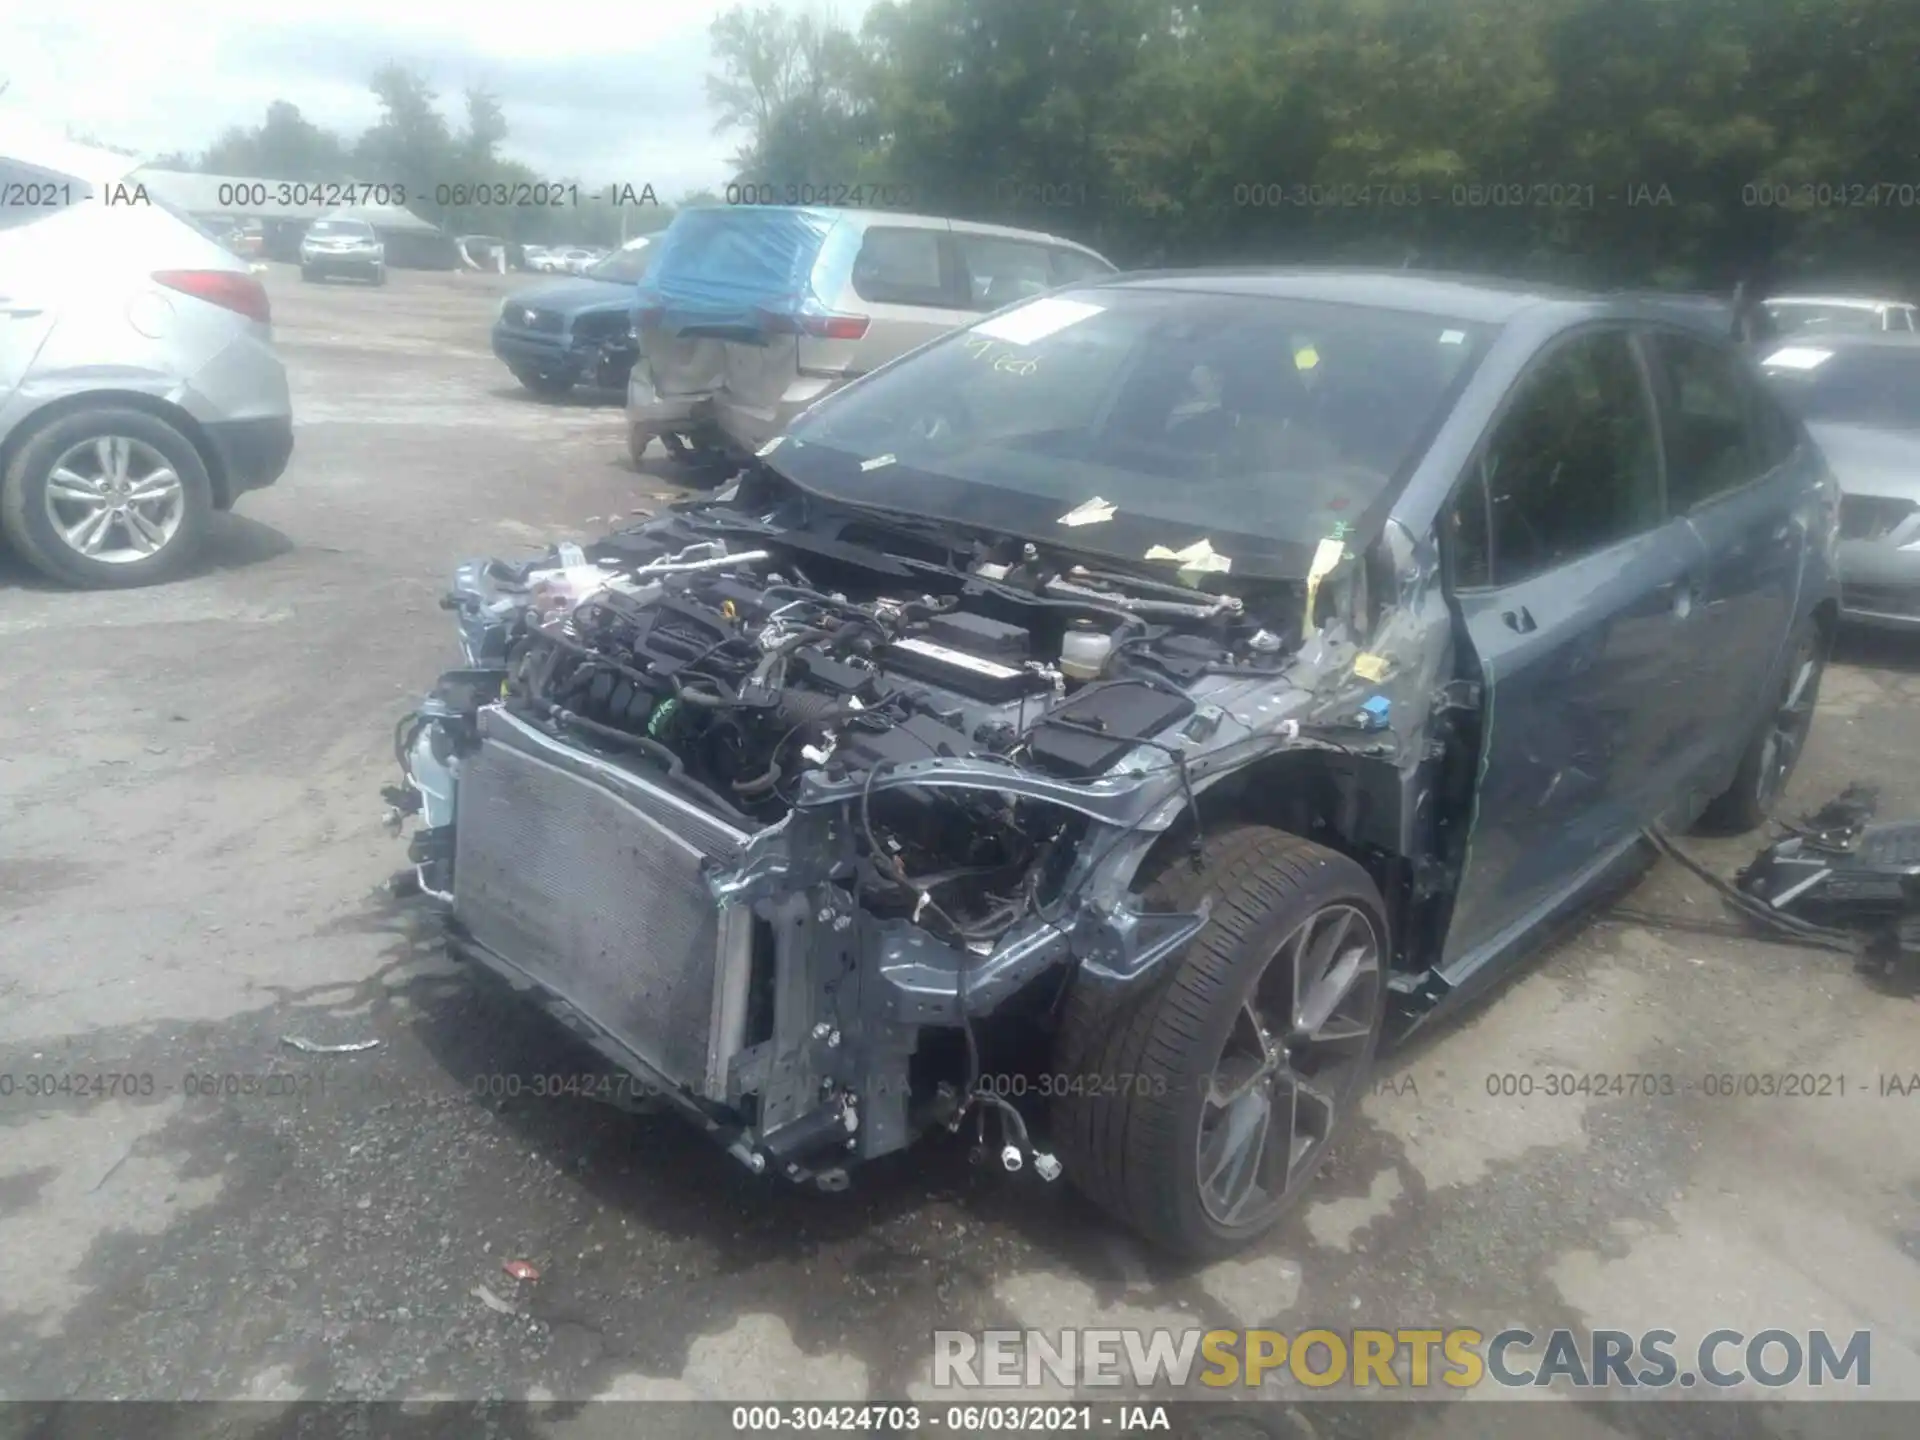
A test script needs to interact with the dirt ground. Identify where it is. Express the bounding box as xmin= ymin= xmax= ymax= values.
xmin=1 ymin=263 xmax=1916 ymax=1436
